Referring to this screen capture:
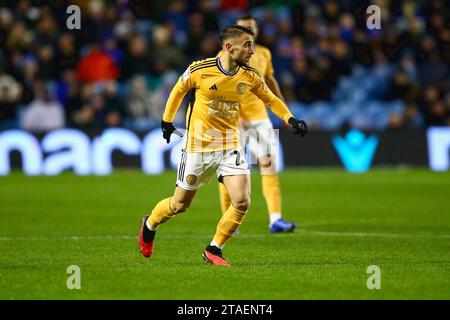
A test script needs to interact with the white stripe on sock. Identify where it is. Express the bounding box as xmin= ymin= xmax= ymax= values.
xmin=269 ymin=213 xmax=282 ymax=226
xmin=210 ymin=240 xmax=224 ymax=249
